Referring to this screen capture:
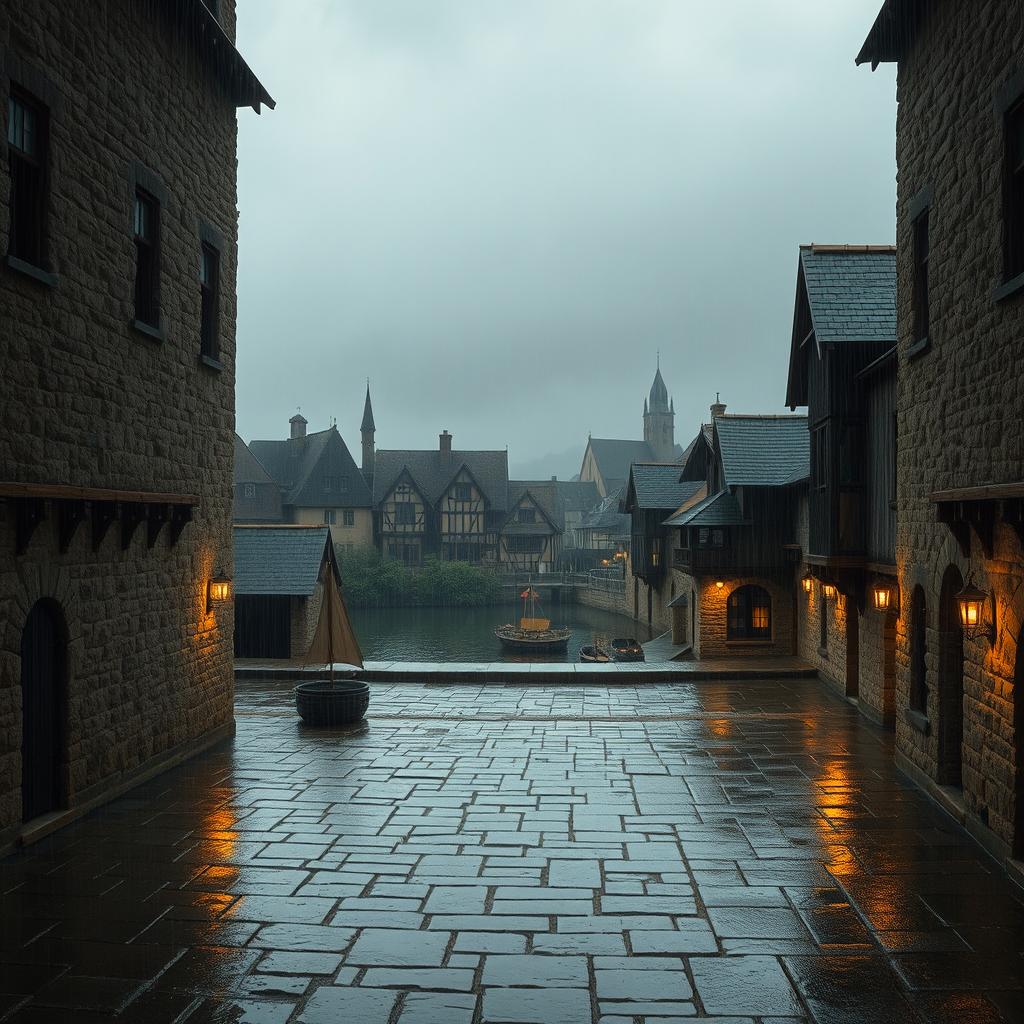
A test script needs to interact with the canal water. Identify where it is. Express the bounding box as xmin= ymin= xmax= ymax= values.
xmin=349 ymin=603 xmax=654 ymax=663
